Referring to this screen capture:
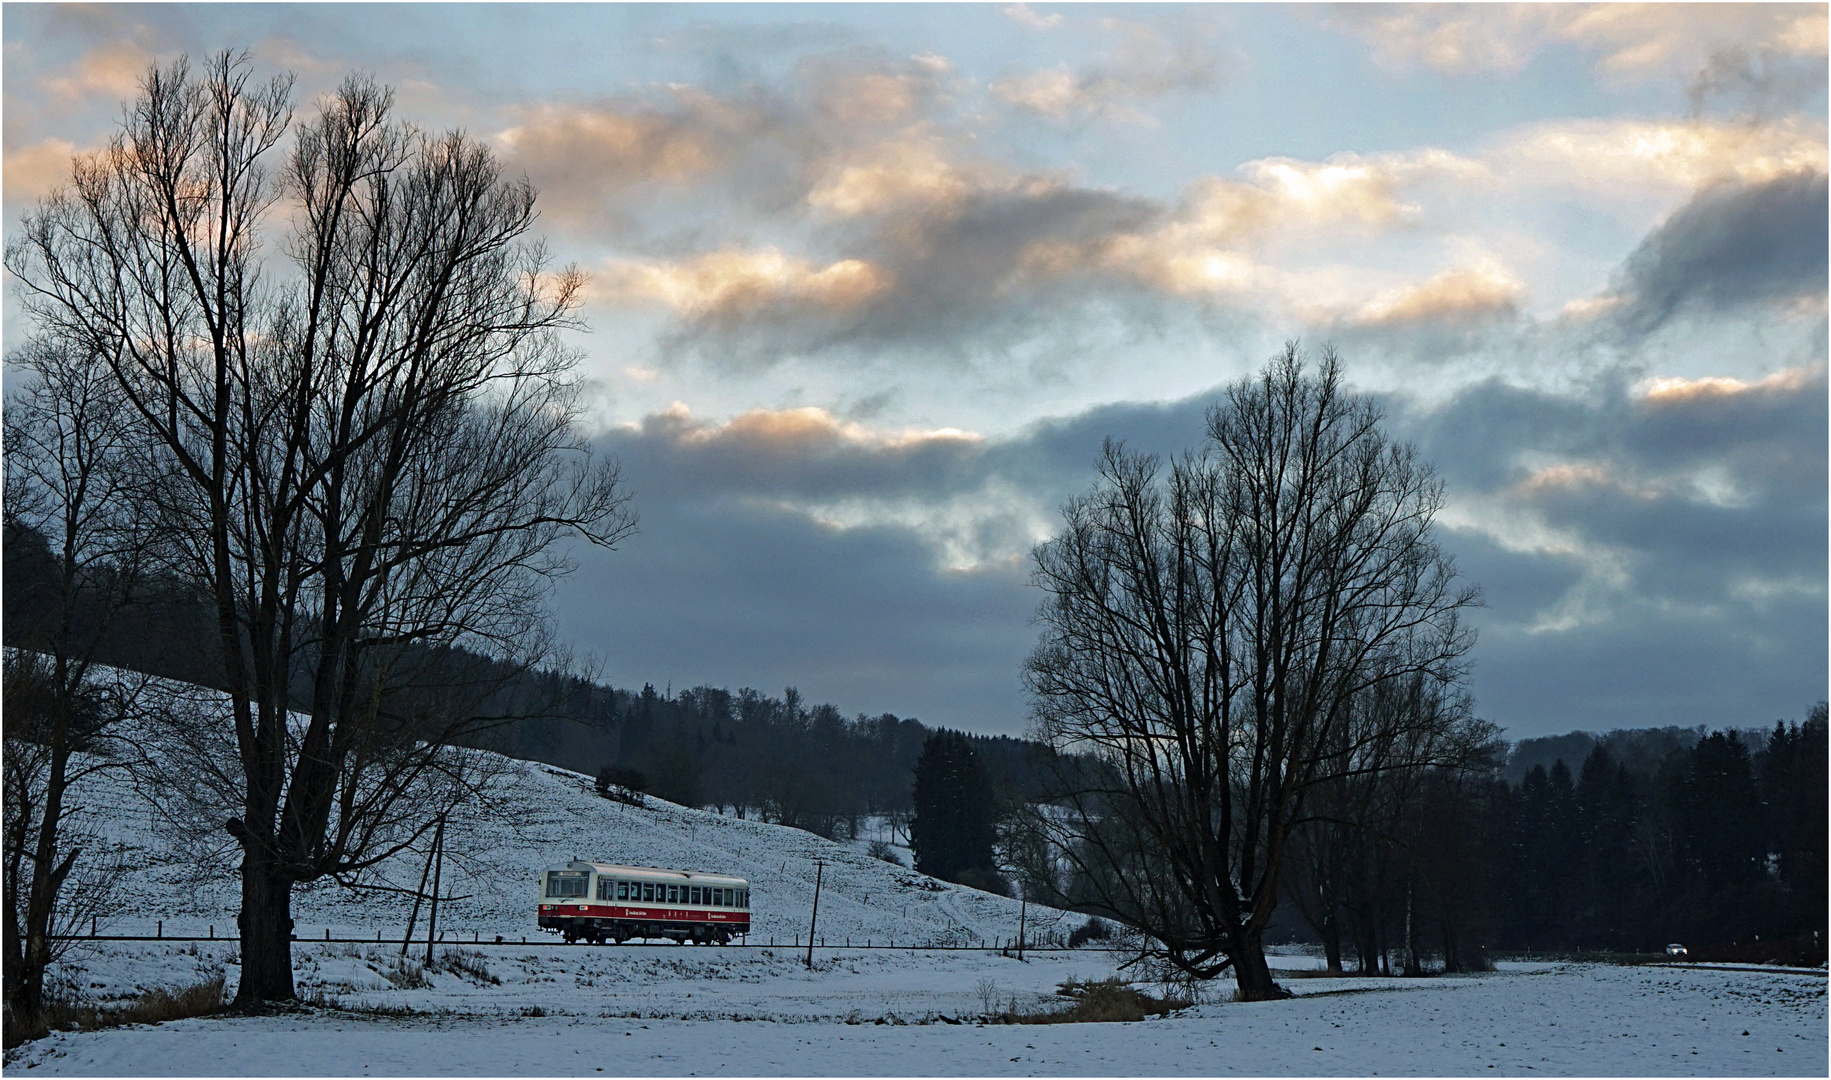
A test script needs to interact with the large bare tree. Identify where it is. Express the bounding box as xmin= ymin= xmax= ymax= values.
xmin=7 ymin=52 xmax=635 ymax=1004
xmin=1024 ymin=345 xmax=1477 ymax=1000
